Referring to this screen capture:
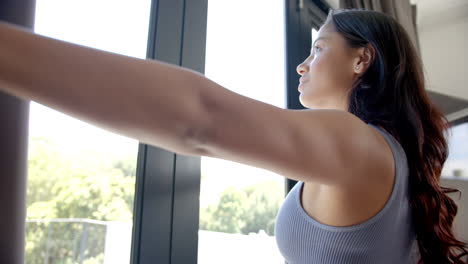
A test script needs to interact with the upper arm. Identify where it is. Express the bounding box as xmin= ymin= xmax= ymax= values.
xmin=192 ymin=77 xmax=382 ymax=186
